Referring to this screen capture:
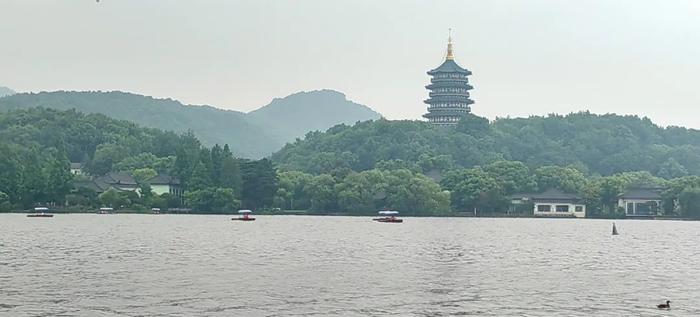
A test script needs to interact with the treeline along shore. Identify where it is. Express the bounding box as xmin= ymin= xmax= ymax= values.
xmin=3 ymin=108 xmax=700 ymax=219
